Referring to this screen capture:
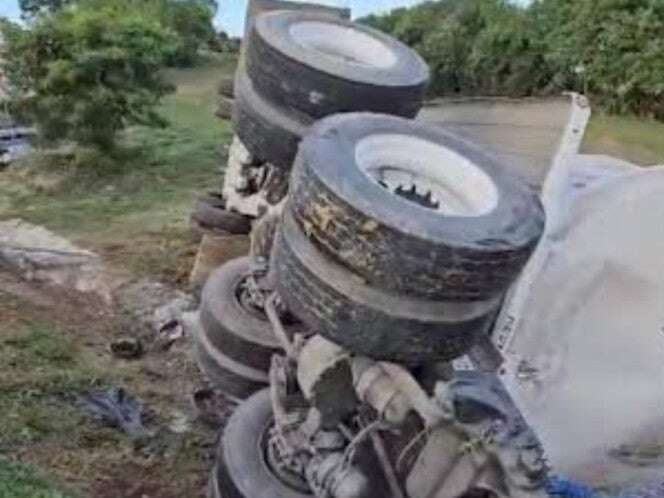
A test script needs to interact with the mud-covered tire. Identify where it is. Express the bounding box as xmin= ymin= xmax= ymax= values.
xmin=232 ymin=66 xmax=310 ymax=170
xmin=199 ymin=257 xmax=281 ymax=372
xmin=246 ymin=10 xmax=429 ymax=120
xmin=192 ymin=192 xmax=252 ymax=235
xmin=273 ymin=212 xmax=499 ymax=364
xmin=214 ymin=389 xmax=310 ymax=498
xmin=287 ymin=113 xmax=545 ymax=302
